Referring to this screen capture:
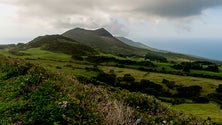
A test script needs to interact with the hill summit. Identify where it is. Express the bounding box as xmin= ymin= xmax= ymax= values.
xmin=64 ymin=28 xmax=113 ymax=37
xmin=93 ymin=28 xmax=113 ymax=37
xmin=62 ymin=28 xmax=148 ymax=55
